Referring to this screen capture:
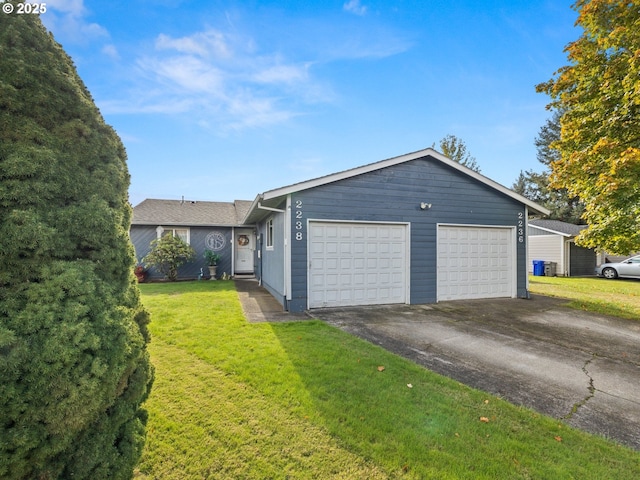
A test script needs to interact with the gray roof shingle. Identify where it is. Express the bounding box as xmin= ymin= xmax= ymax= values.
xmin=529 ymin=219 xmax=587 ymax=237
xmin=132 ymin=199 xmax=253 ymax=226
